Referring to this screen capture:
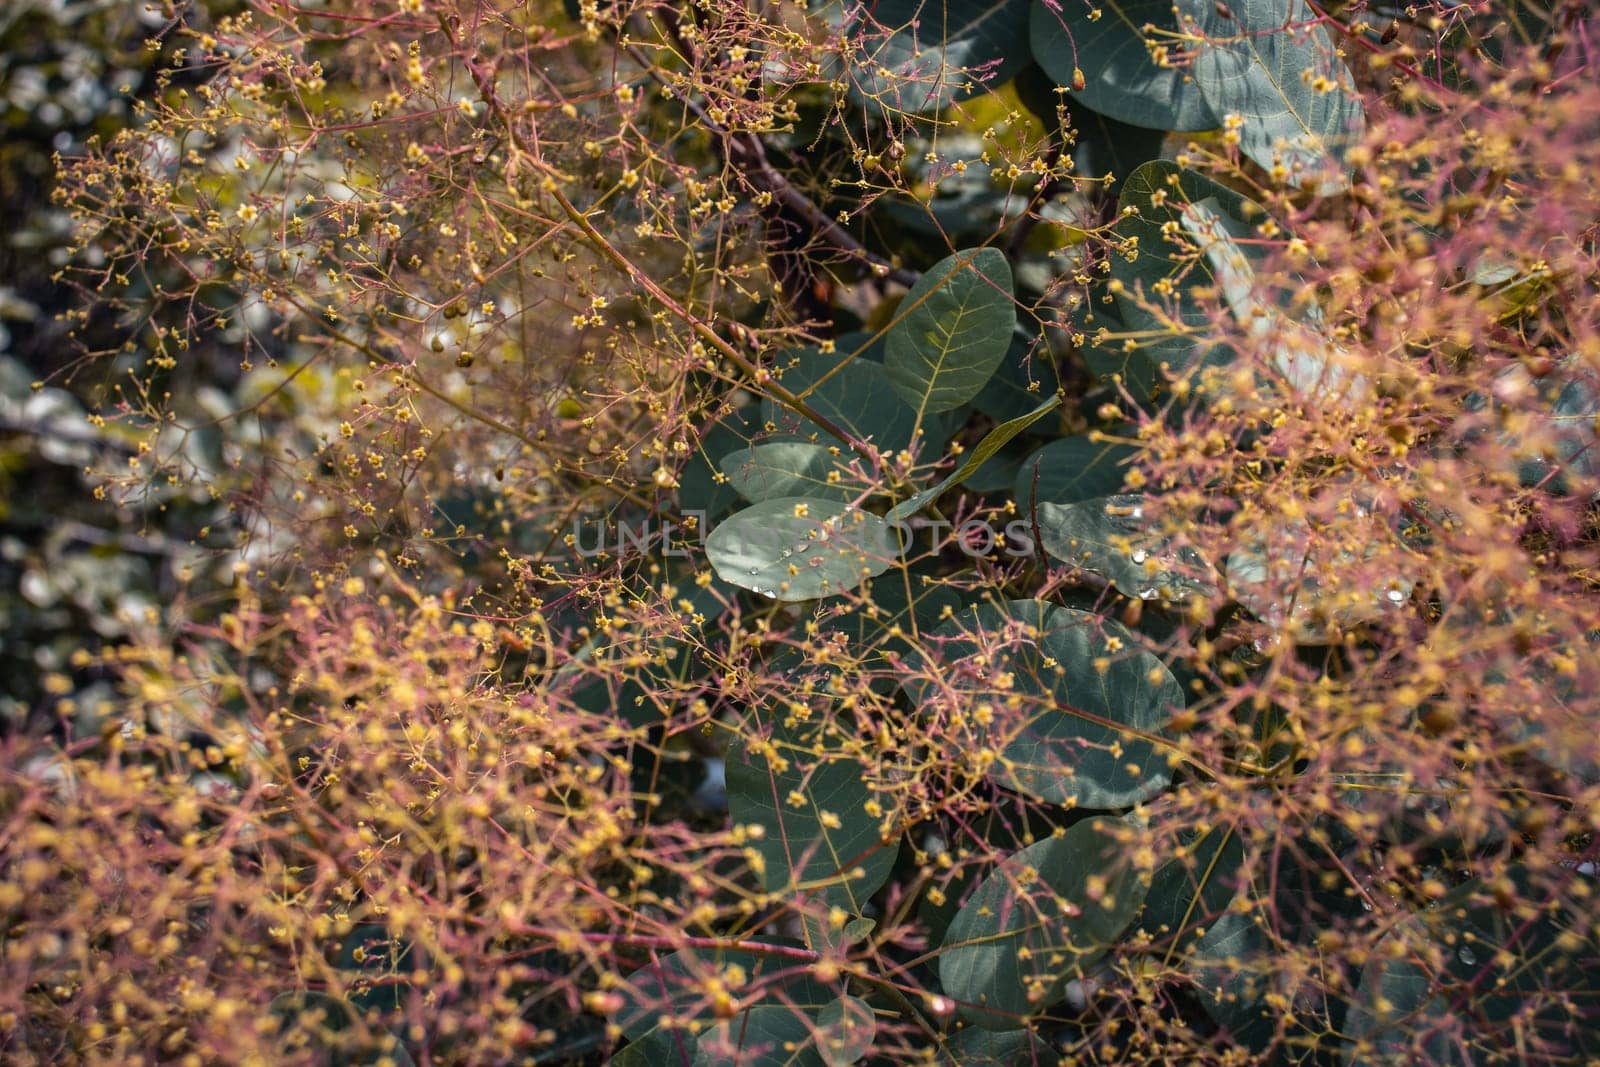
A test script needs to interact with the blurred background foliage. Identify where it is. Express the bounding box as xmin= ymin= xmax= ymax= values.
xmin=4 ymin=0 xmax=1598 ymax=1061
xmin=0 ymin=0 xmax=244 ymax=729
